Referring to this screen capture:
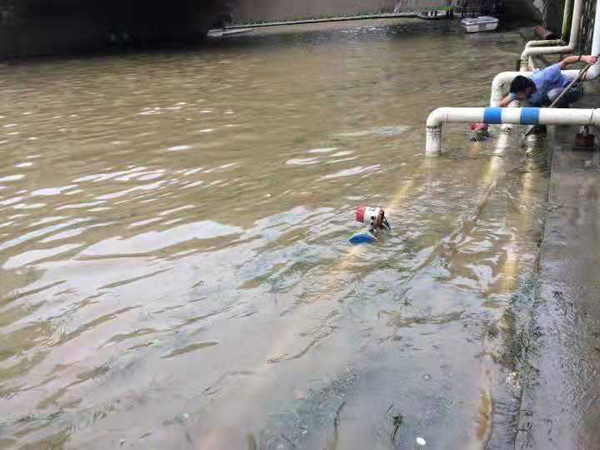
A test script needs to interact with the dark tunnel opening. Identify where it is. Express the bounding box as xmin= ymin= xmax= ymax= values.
xmin=0 ymin=0 xmax=234 ymax=57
